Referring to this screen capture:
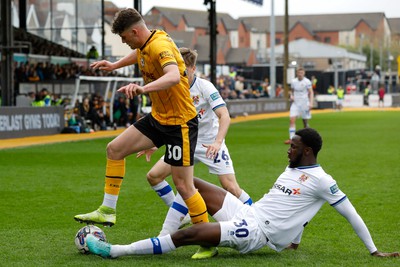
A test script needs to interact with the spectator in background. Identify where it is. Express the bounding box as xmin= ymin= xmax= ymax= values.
xmin=79 ymin=97 xmax=103 ymax=131
xmin=378 ymin=85 xmax=385 ymax=108
xmin=234 ymin=75 xmax=245 ymax=98
xmin=87 ymin=46 xmax=99 ymax=60
xmin=364 ymin=84 xmax=371 ymax=106
xmin=275 ymin=84 xmax=283 ymax=98
xmin=113 ymin=96 xmax=129 ymax=127
xmin=336 ymin=85 xmax=345 ymax=111
xmin=327 ymin=85 xmax=335 ymax=95
xmin=260 ymin=77 xmax=270 ymax=98
xmin=311 ymin=75 xmax=318 ymax=94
